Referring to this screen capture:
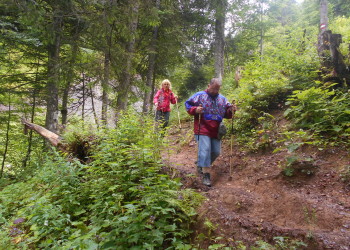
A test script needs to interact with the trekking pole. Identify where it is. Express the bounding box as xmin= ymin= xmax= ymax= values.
xmin=196 ymin=105 xmax=203 ymax=173
xmin=175 ymin=100 xmax=182 ymax=129
xmin=153 ymin=104 xmax=158 ymax=133
xmin=197 ymin=104 xmax=202 ymax=141
xmin=229 ymin=100 xmax=236 ymax=181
